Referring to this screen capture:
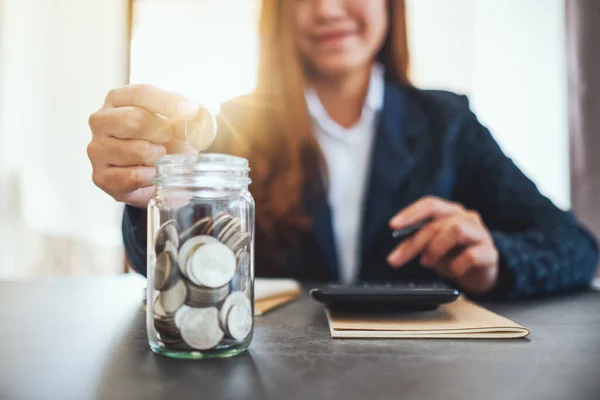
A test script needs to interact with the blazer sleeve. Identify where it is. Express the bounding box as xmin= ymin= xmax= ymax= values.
xmin=452 ymin=97 xmax=599 ymax=299
xmin=122 ymin=204 xmax=148 ymax=276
